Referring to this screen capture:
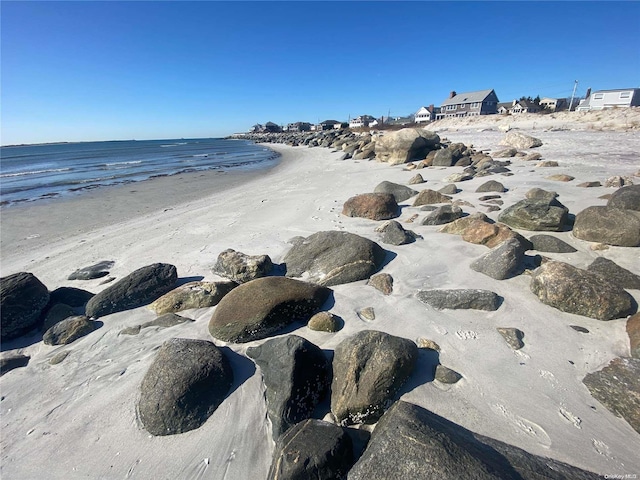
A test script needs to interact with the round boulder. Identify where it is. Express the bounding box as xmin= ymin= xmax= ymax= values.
xmin=1 ymin=272 xmax=50 ymax=341
xmin=608 ymin=185 xmax=640 ymax=211
xmin=573 ymin=206 xmax=640 ymax=247
xmin=342 ymin=193 xmax=399 ymax=221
